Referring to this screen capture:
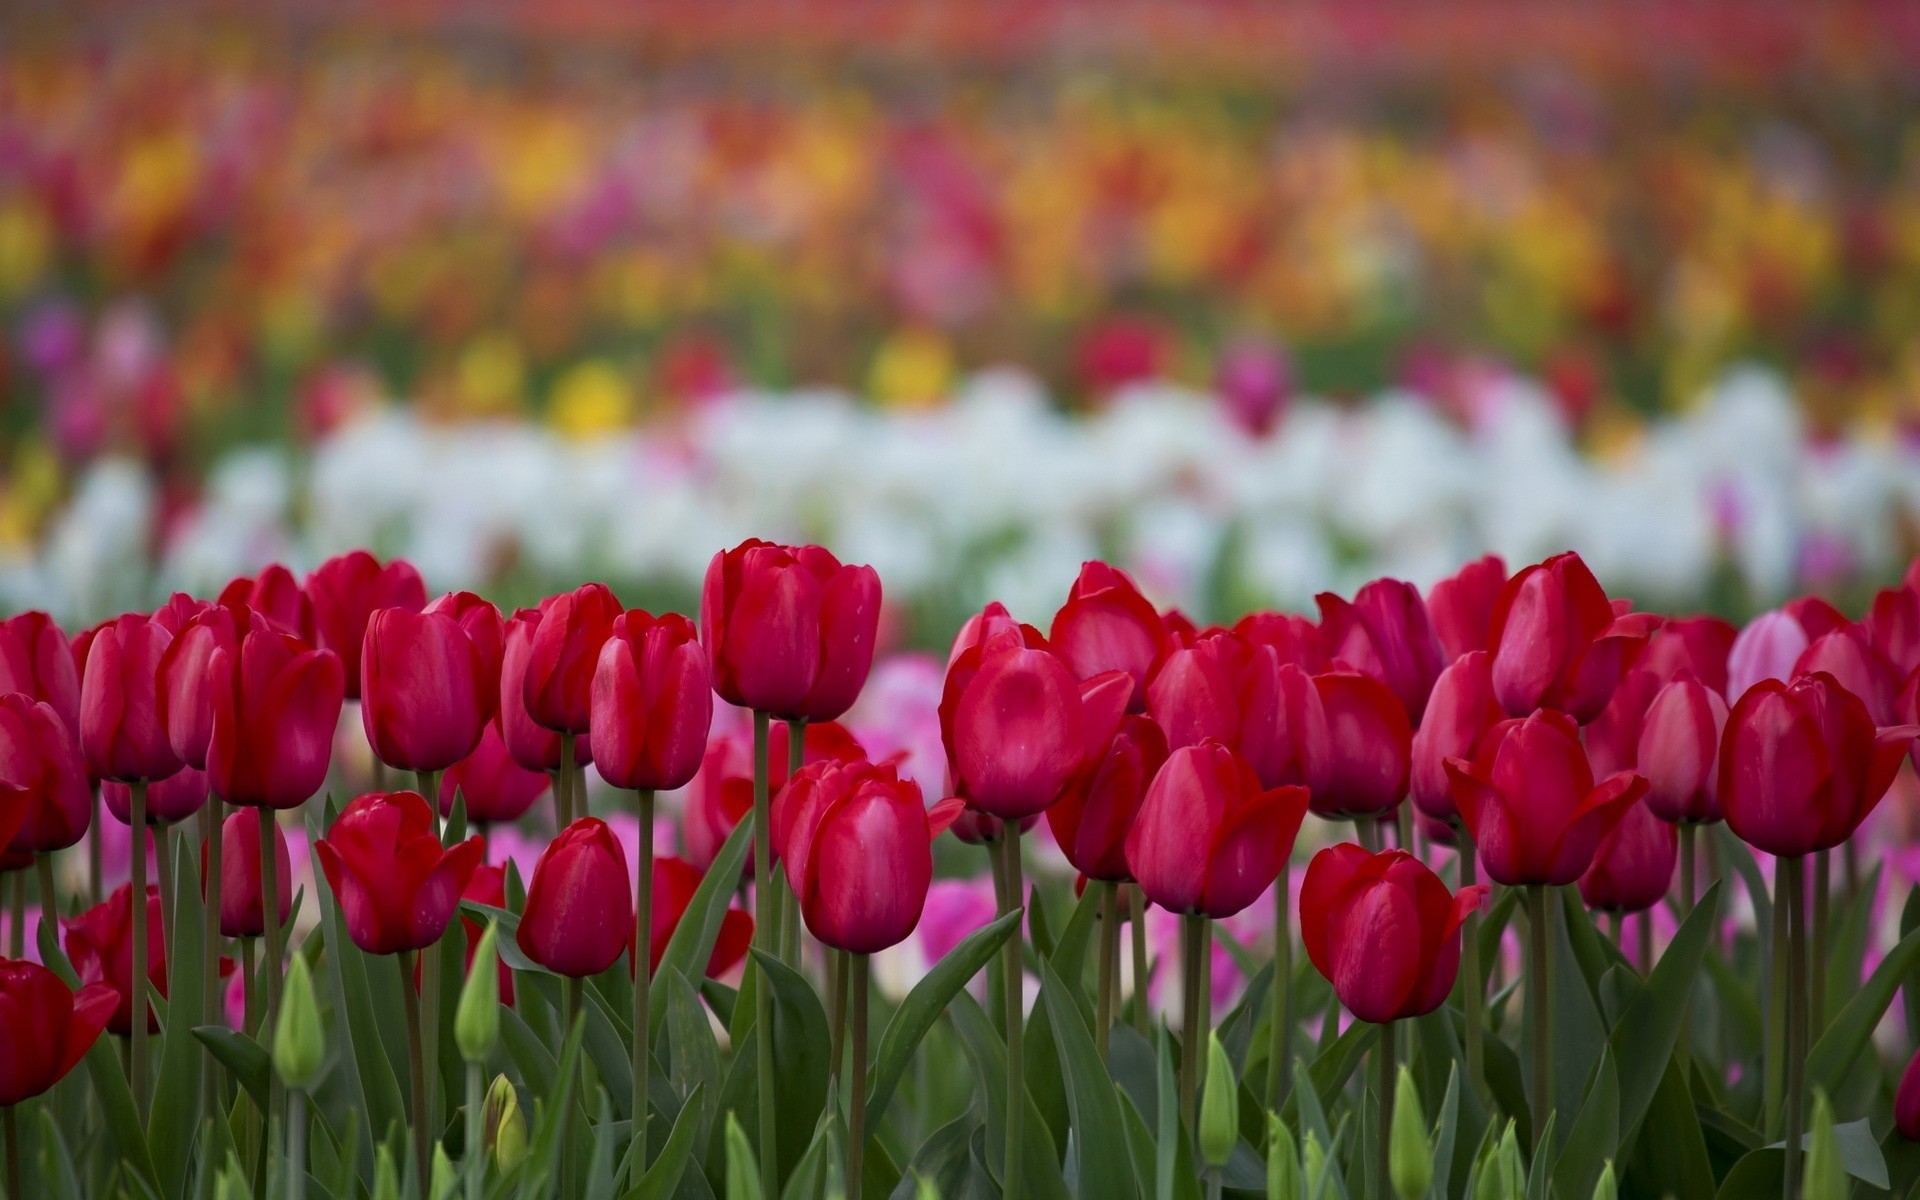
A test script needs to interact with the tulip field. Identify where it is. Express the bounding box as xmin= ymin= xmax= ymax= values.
xmin=0 ymin=537 xmax=1918 ymax=1200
